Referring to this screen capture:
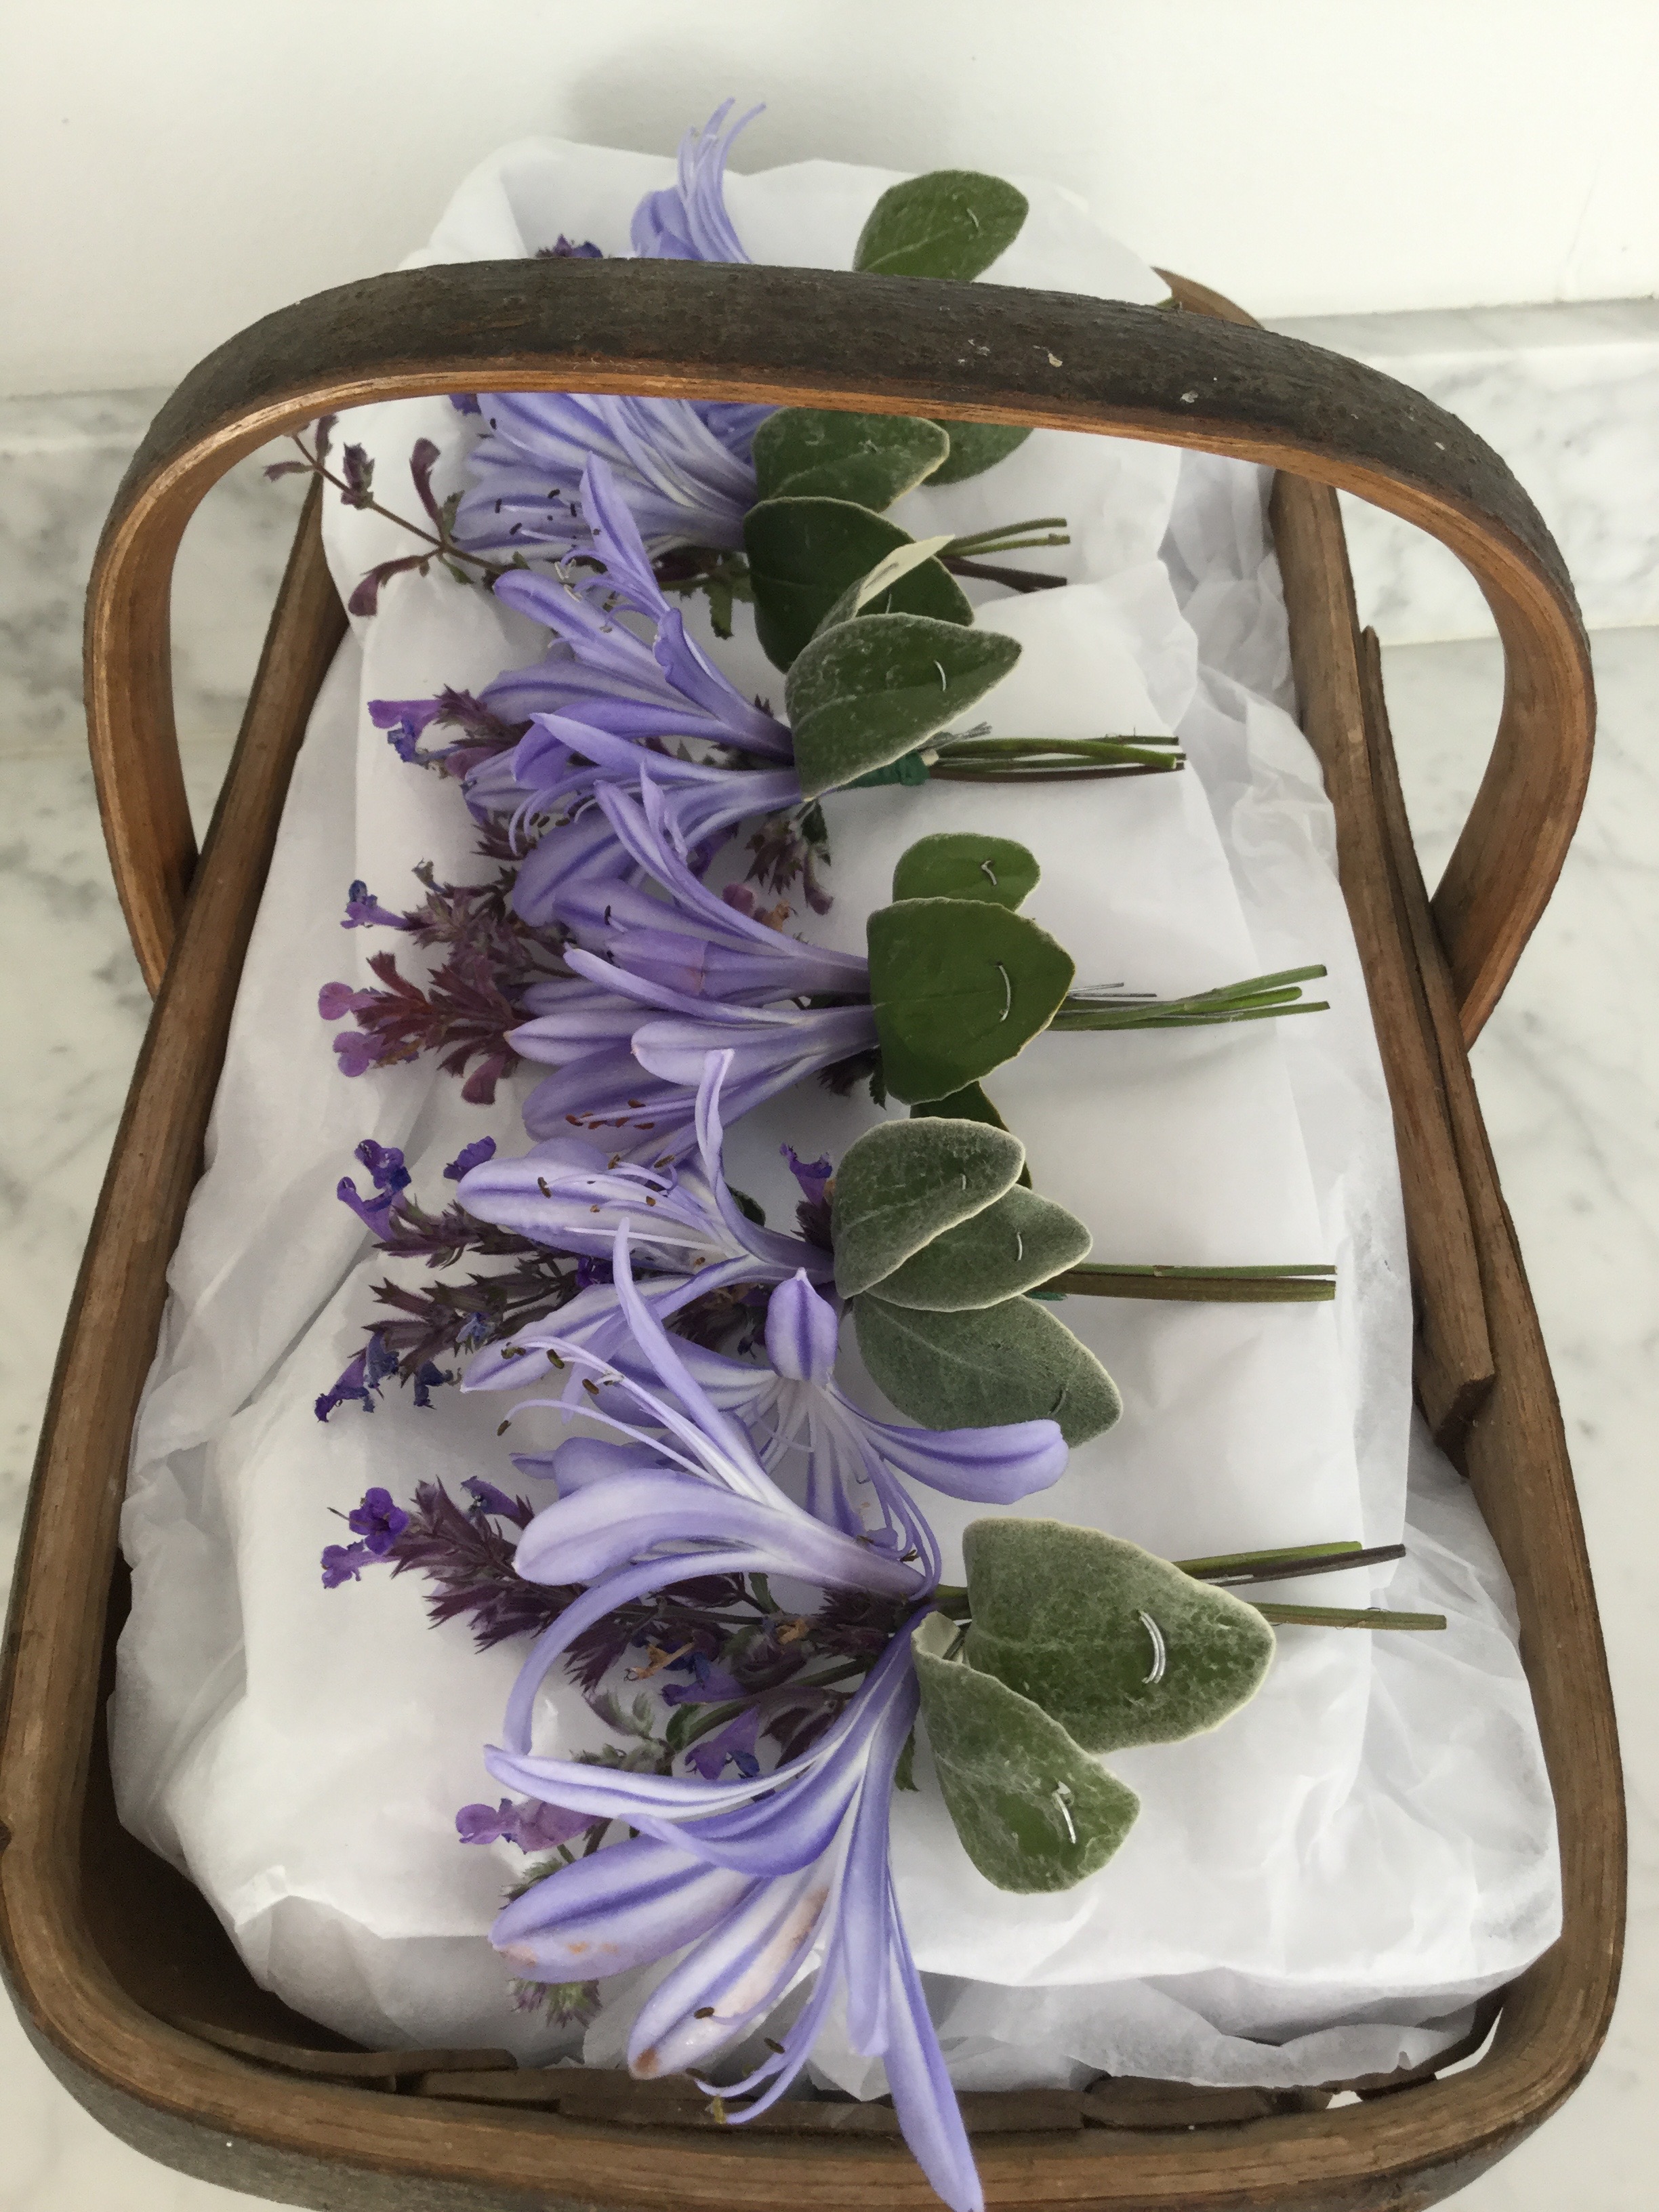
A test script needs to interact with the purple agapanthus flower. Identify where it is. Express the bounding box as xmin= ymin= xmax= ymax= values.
xmin=508 ymin=785 xmax=872 ymax=1160
xmin=470 ymin=455 xmax=789 ymax=760
xmin=485 ymin=1624 xmax=979 ymax=2212
xmin=453 ymin=107 xmax=771 ymax=562
xmin=456 ymin=1053 xmax=830 ymax=1385
xmin=483 ymin=1205 xmax=935 ymax=1748
xmin=669 ymin=1271 xmax=1069 ymax=1534
xmin=631 ymin=98 xmax=758 ymax=264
